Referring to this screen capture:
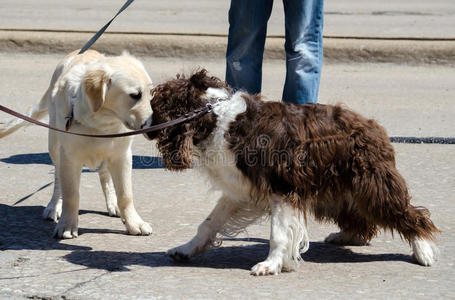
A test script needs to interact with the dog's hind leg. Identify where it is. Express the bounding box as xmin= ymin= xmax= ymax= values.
xmin=325 ymin=230 xmax=370 ymax=246
xmin=43 ymin=116 xmax=63 ymax=221
xmin=43 ymin=166 xmax=63 ymax=221
xmin=325 ymin=204 xmax=376 ymax=246
xmin=98 ymin=161 xmax=120 ymax=217
xmin=167 ymin=195 xmax=240 ymax=262
xmin=251 ymin=195 xmax=308 ymax=276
